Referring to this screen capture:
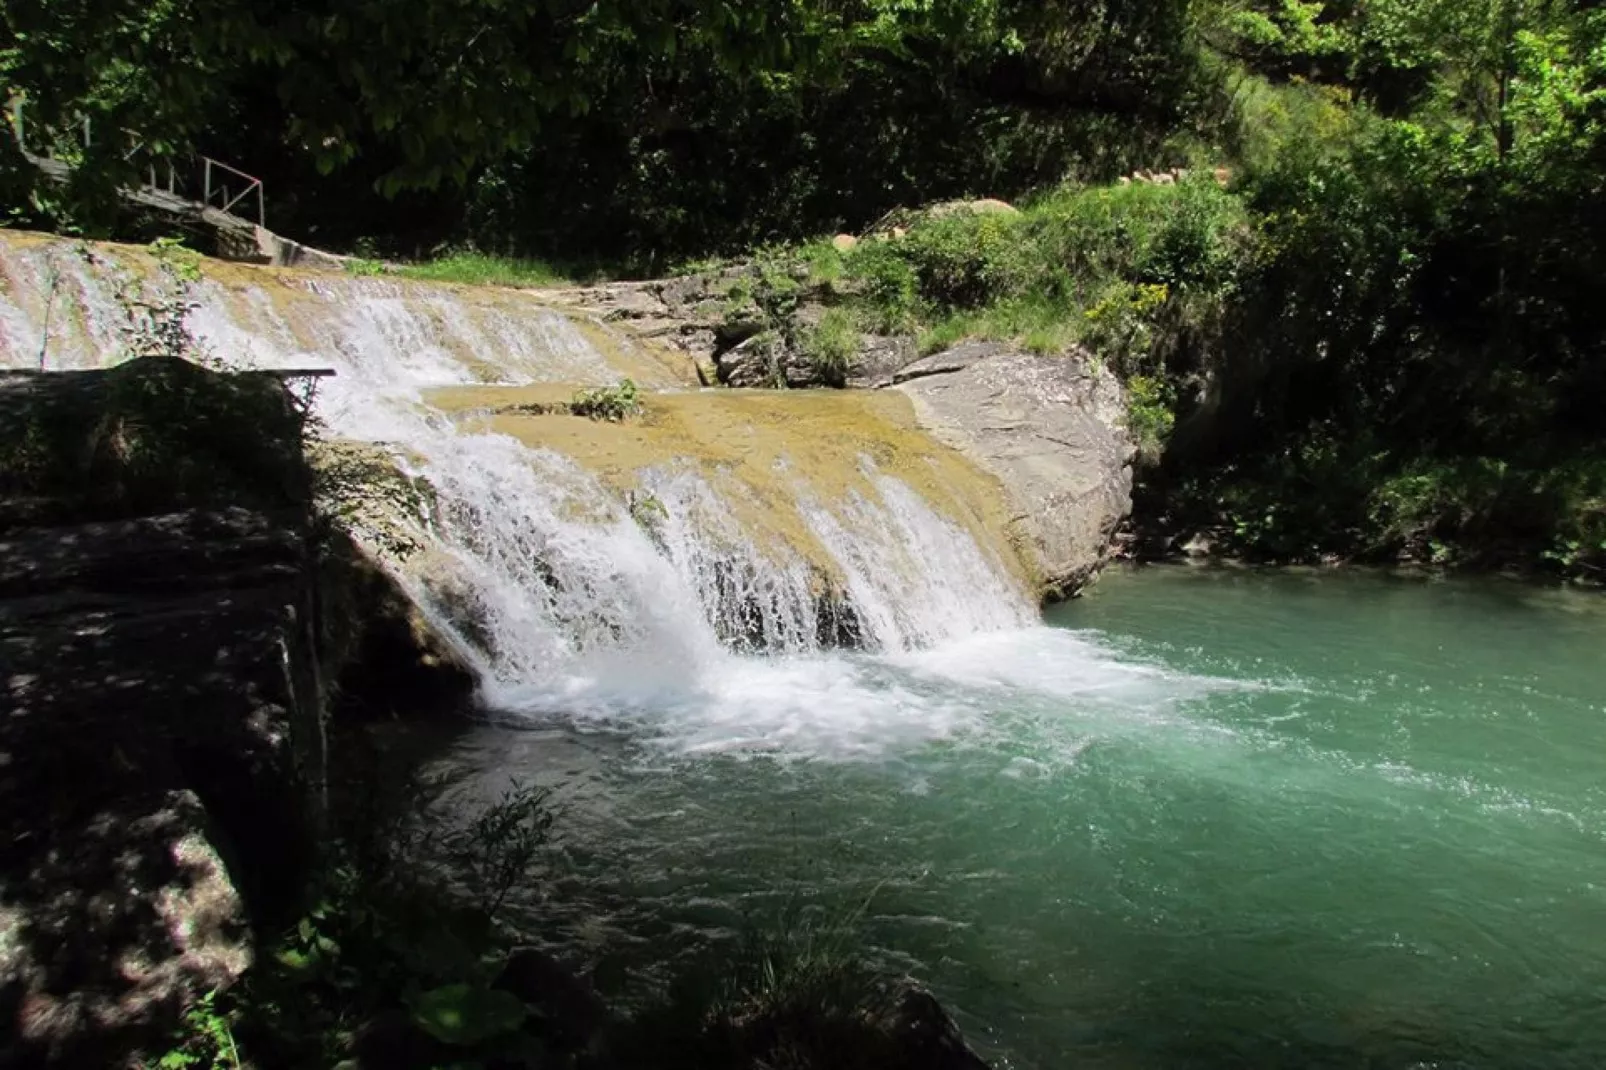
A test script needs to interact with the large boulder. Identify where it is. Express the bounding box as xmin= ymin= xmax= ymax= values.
xmin=716 ymin=333 xmax=785 ymax=388
xmin=0 ymin=359 xmax=328 ymax=1066
xmin=845 ymin=334 xmax=918 ymax=389
xmin=1 ymin=790 xmax=252 ymax=1068
xmin=894 ymin=344 xmax=1135 ymax=598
